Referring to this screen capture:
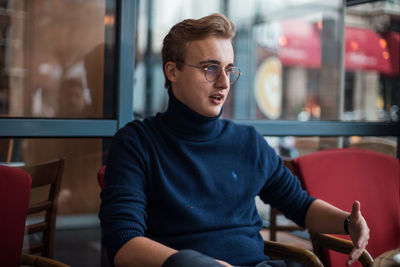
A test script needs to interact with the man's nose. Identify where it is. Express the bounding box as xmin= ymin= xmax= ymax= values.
xmin=214 ymin=70 xmax=229 ymax=89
